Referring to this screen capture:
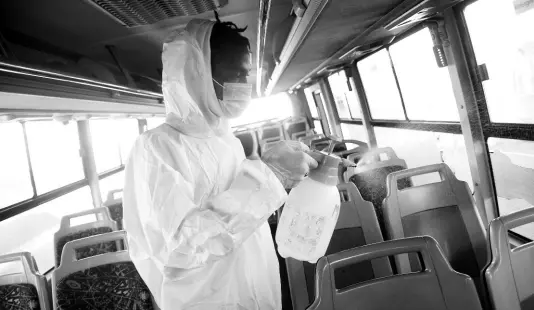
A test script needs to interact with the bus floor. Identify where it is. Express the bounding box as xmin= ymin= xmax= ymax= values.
xmin=269 ymin=222 xmax=293 ymax=310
